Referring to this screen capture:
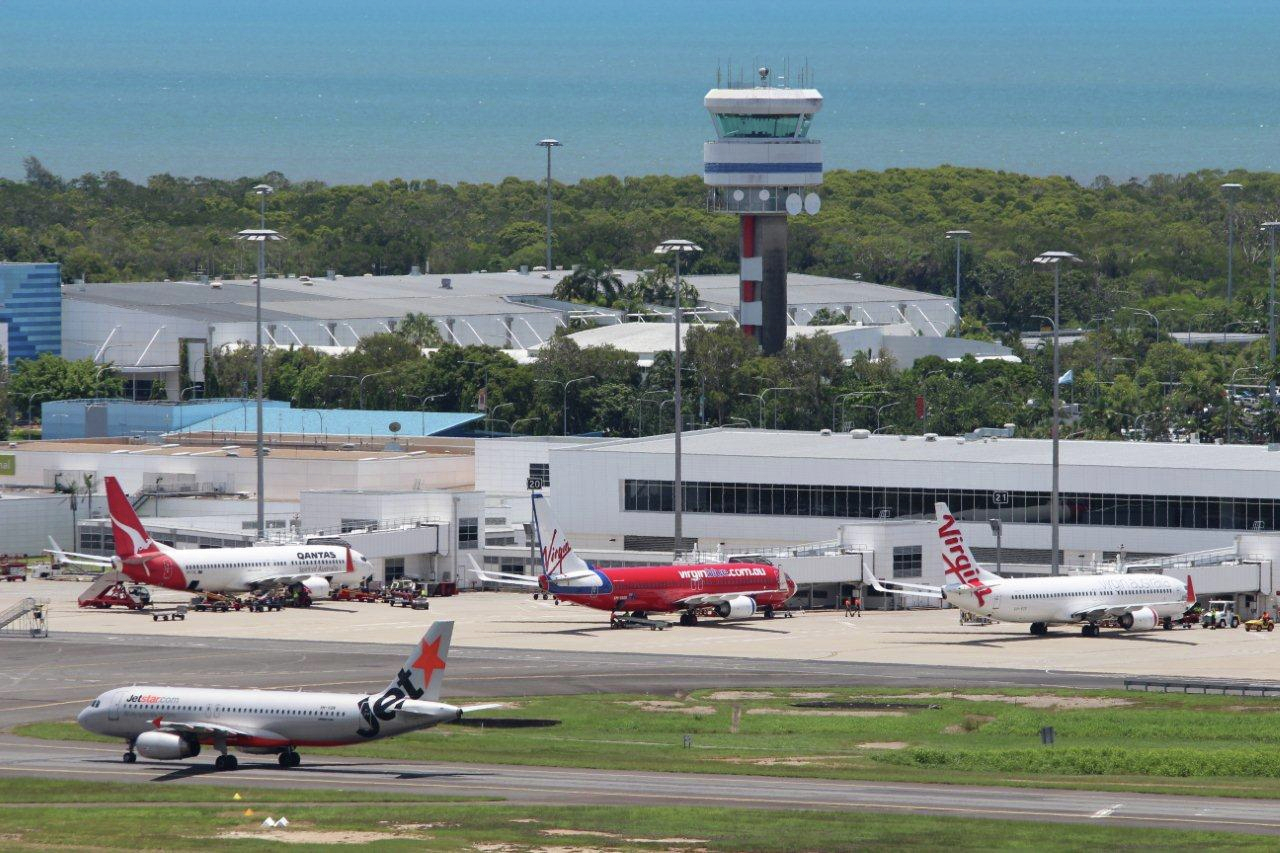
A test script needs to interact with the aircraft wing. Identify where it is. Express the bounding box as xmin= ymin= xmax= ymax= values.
xmin=153 ymin=719 xmax=268 ymax=740
xmin=673 ymin=589 xmax=785 ymax=608
xmin=45 ymin=538 xmax=115 ymax=569
xmin=862 ymin=568 xmax=944 ymax=600
xmin=1071 ymin=599 xmax=1188 ymax=623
